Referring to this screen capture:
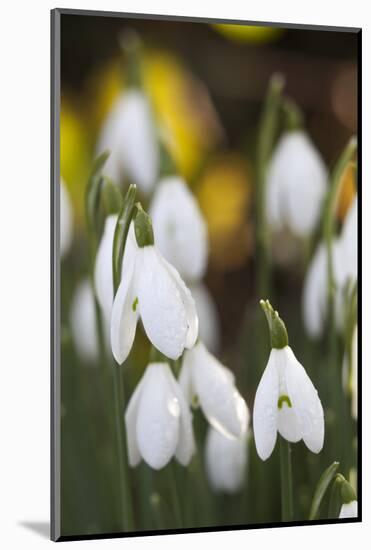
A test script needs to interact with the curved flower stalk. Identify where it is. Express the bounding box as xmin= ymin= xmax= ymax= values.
xmin=205 ymin=426 xmax=249 ymax=494
xmin=266 ymin=131 xmax=327 ymax=238
xmin=150 ymin=176 xmax=208 ymax=282
xmin=111 ymin=207 xmax=198 ymax=364
xmin=179 ymin=341 xmax=248 ymax=438
xmin=254 ymin=300 xmax=324 ymax=461
xmin=60 ymin=178 xmax=73 ymax=259
xmin=125 ymin=362 xmax=195 ymax=470
xmin=302 ymin=195 xmax=358 ymax=338
xmin=70 ymin=279 xmax=109 ymax=363
xmin=189 ymin=282 xmax=220 ymax=353
xmin=94 ymin=216 xmax=137 ymax=323
xmin=97 ymin=90 xmax=159 ymax=193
